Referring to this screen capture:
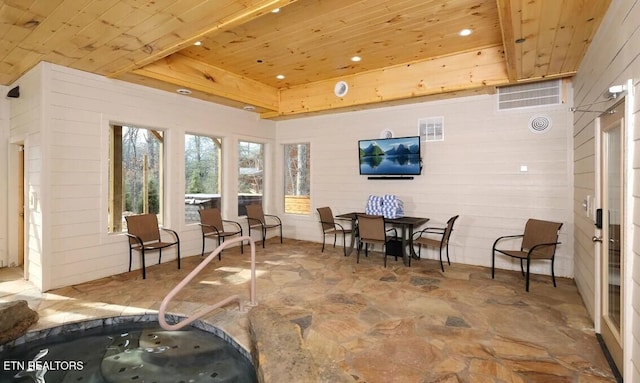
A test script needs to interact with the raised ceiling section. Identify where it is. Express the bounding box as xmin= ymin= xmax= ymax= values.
xmin=0 ymin=0 xmax=611 ymax=119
